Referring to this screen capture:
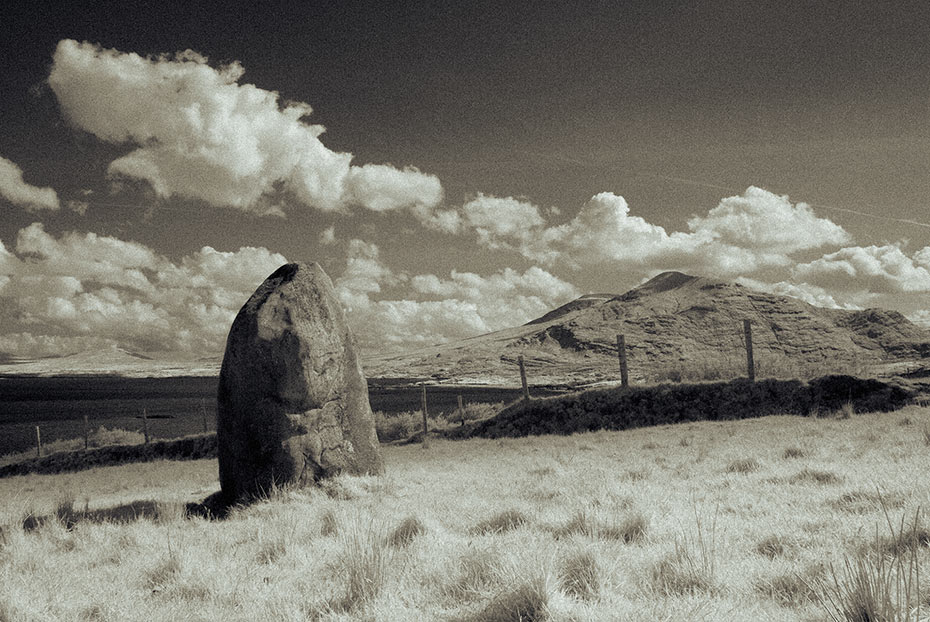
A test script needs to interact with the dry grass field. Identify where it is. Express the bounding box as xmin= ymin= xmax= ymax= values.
xmin=2 ymin=406 xmax=930 ymax=621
